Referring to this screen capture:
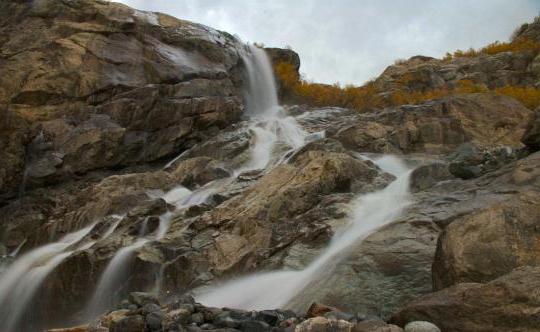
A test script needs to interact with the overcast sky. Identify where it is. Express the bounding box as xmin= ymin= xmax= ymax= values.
xmin=116 ymin=0 xmax=540 ymax=85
